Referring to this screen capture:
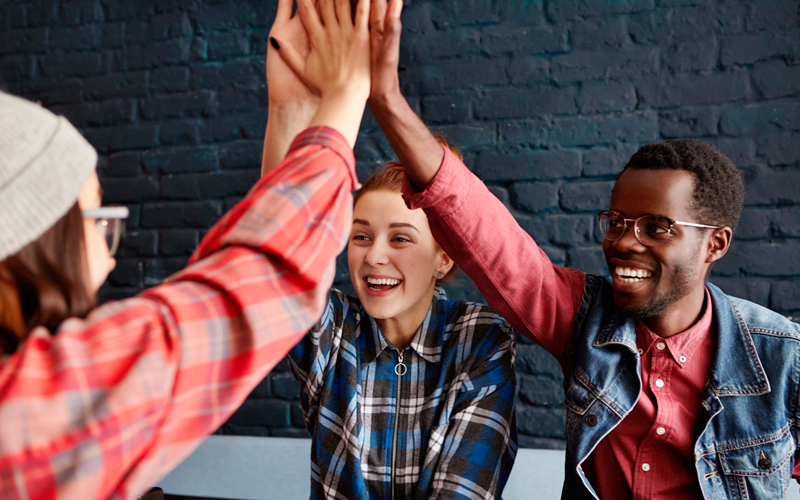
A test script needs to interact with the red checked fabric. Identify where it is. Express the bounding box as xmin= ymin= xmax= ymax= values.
xmin=0 ymin=127 xmax=358 ymax=500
